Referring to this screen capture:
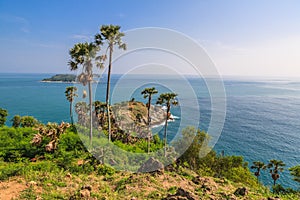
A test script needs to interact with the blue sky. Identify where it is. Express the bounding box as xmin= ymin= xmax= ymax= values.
xmin=1 ymin=0 xmax=300 ymax=76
